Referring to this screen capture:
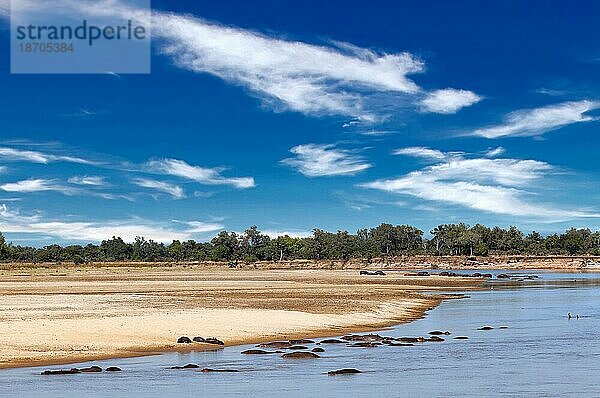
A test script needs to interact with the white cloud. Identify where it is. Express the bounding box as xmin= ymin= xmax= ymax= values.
xmin=281 ymin=144 xmax=371 ymax=177
xmin=185 ymin=221 xmax=225 ymax=233
xmin=485 ymin=147 xmax=506 ymax=157
xmin=145 ymin=158 xmax=255 ymax=189
xmin=152 ymin=12 xmax=423 ymax=119
xmin=12 ymin=0 xmax=482 ymax=120
xmin=0 ymin=179 xmax=75 ymax=194
xmin=393 ymin=146 xmax=448 ymax=161
xmin=0 ymin=147 xmax=93 ymax=164
xmin=132 ymin=178 xmax=185 ymax=199
xmin=472 ymin=100 xmax=600 ymax=138
xmin=420 ymin=88 xmax=482 ymax=114
xmin=0 ymin=204 xmax=224 ymax=243
xmin=68 ymin=175 xmax=106 ymax=186
xmin=361 ymin=149 xmax=598 ymax=221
